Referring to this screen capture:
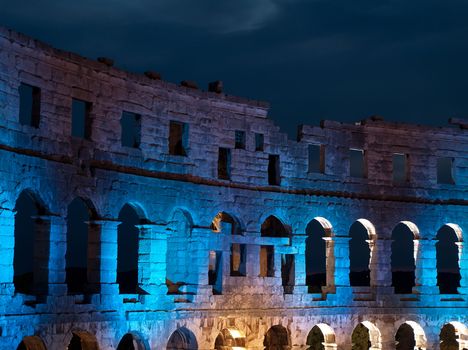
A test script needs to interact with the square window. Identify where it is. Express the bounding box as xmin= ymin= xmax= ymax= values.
xmin=169 ymin=121 xmax=188 ymax=156
xmin=393 ymin=153 xmax=408 ymax=183
xmin=72 ymin=98 xmax=92 ymax=139
xmin=218 ymin=148 xmax=231 ymax=180
xmin=437 ymin=157 xmax=455 ymax=184
xmin=255 ymin=133 xmax=264 ymax=151
xmin=19 ymin=83 xmax=41 ymax=128
xmin=308 ymin=144 xmax=325 ymax=174
xmin=349 ymin=149 xmax=366 ymax=178
xmin=260 ymin=245 xmax=274 ymax=277
xmin=121 ymin=111 xmax=141 ymax=148
xmin=235 ymin=130 xmax=246 ymax=149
